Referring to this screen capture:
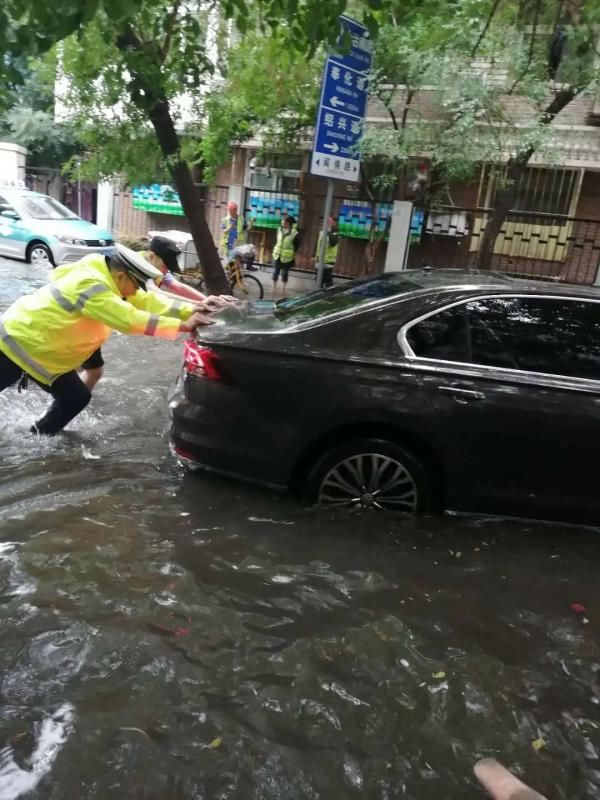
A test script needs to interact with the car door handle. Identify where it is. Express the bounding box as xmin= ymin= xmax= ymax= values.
xmin=437 ymin=386 xmax=485 ymax=402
